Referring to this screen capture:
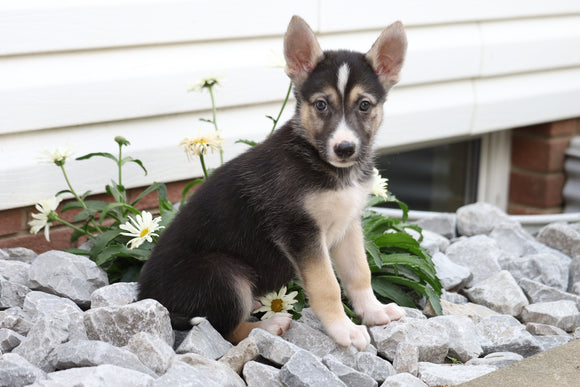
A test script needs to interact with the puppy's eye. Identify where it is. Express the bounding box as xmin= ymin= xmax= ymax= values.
xmin=315 ymin=99 xmax=328 ymax=112
xmin=359 ymin=100 xmax=371 ymax=112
